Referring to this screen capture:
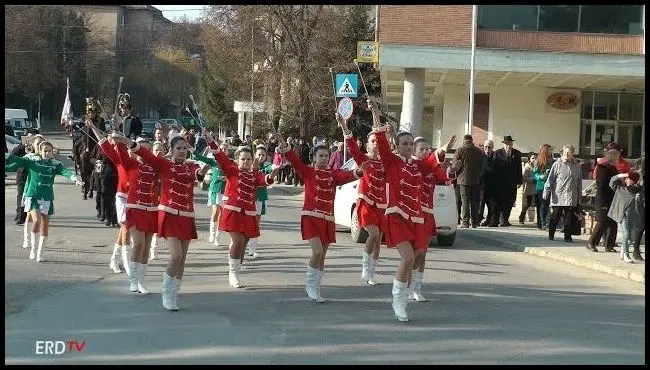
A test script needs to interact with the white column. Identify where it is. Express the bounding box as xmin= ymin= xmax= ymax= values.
xmin=237 ymin=112 xmax=245 ymax=138
xmin=399 ymin=68 xmax=425 ymax=136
